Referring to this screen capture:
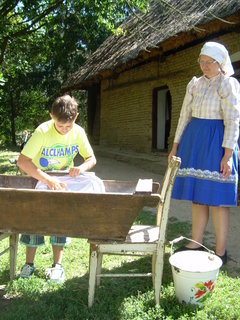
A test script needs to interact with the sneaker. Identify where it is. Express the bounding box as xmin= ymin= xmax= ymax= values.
xmin=19 ymin=264 xmax=35 ymax=279
xmin=46 ymin=264 xmax=64 ymax=283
